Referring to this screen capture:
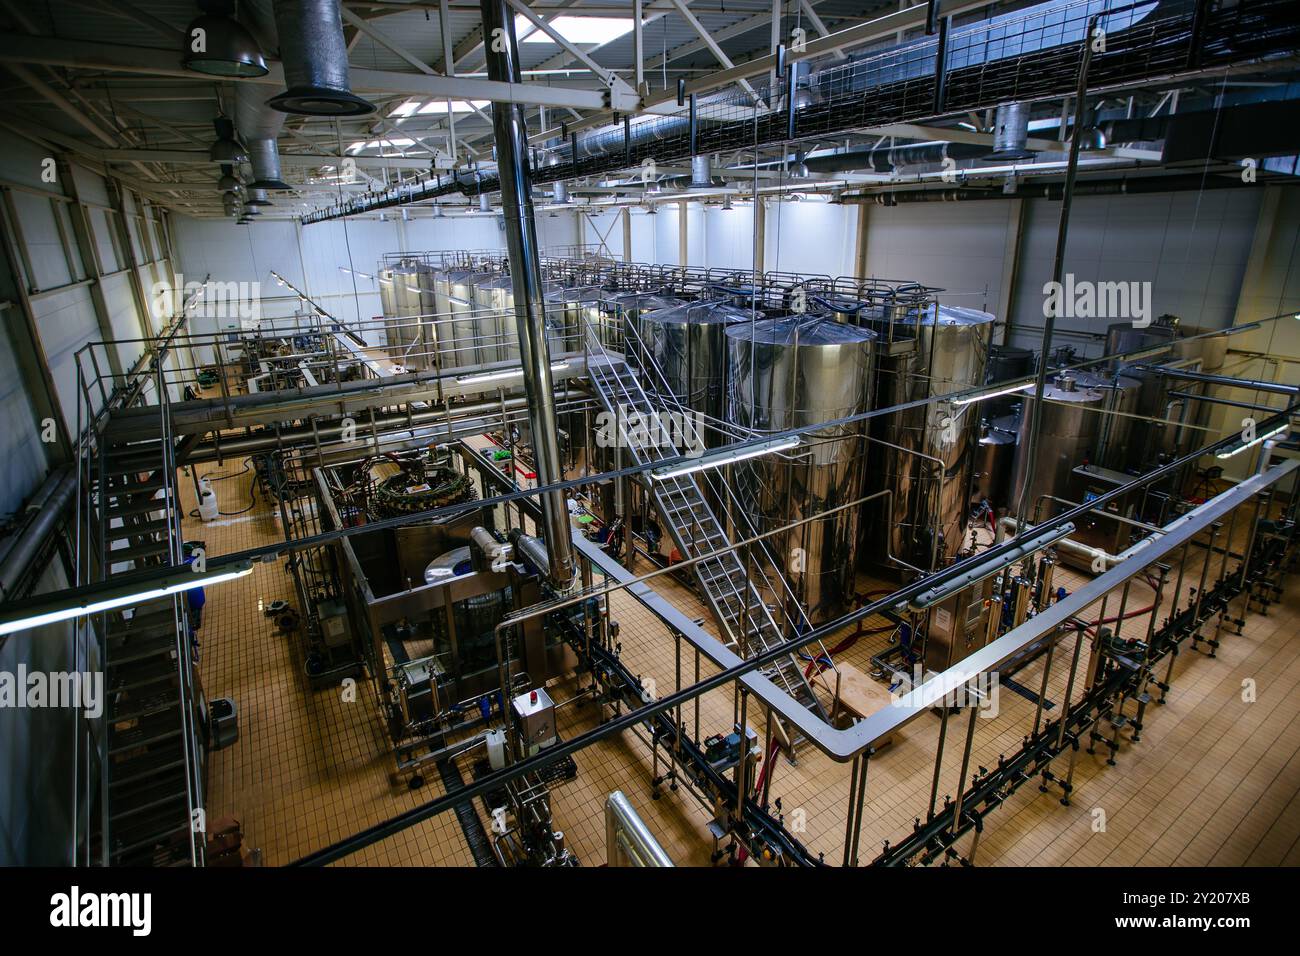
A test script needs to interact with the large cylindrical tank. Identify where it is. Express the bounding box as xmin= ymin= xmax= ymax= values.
xmin=470 ymin=273 xmax=515 ymax=364
xmin=1010 ymin=375 xmax=1106 ymax=522
xmin=545 ymin=286 xmax=607 ymax=353
xmin=973 ymin=414 xmax=1019 ymax=514
xmin=869 ymin=304 xmax=997 ymax=572
xmin=600 ymin=291 xmax=687 ymax=373
xmin=434 ymin=268 xmax=494 ymax=368
xmin=1104 ymin=318 xmax=1194 ymax=469
xmin=1062 ymin=368 xmax=1142 ymax=473
xmin=641 ymin=301 xmax=750 ymax=448
xmin=726 ymin=315 xmax=877 ymax=624
xmin=378 ymin=261 xmax=436 ymax=370
xmin=985 ymin=344 xmax=1034 ymax=417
